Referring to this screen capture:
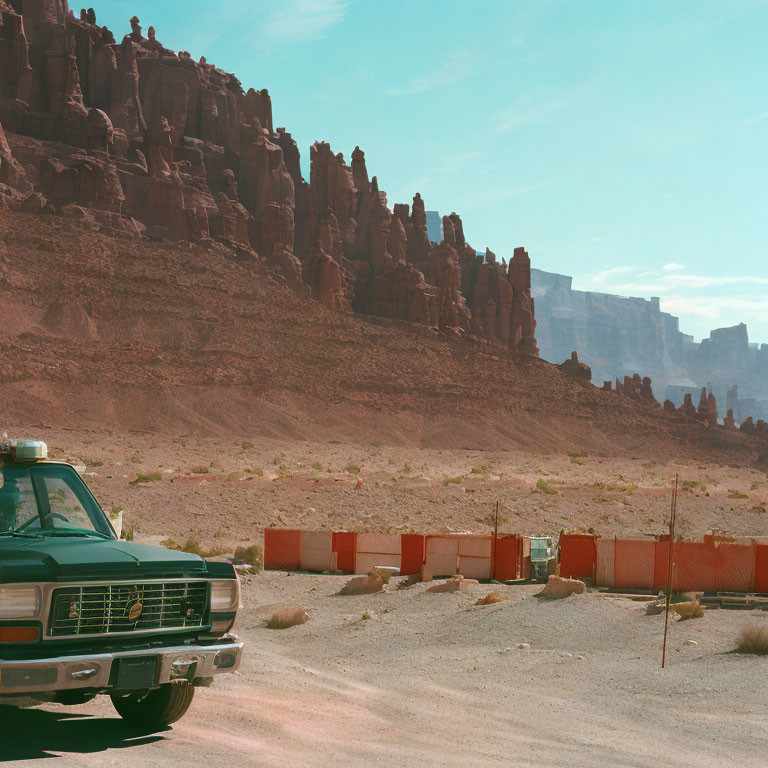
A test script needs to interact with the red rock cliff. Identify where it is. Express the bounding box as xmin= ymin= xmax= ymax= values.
xmin=0 ymin=1 xmax=537 ymax=355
